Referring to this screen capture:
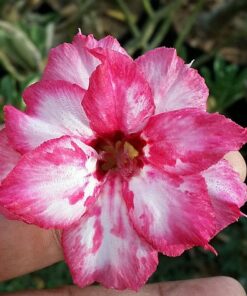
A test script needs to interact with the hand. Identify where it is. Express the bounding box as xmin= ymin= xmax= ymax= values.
xmin=0 ymin=151 xmax=246 ymax=296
